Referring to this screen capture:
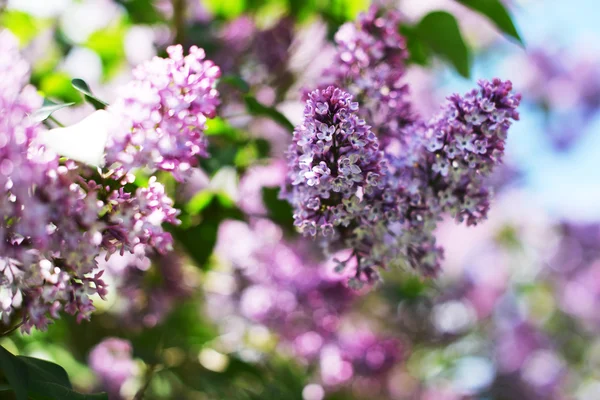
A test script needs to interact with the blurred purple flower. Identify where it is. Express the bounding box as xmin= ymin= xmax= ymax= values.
xmin=89 ymin=337 xmax=138 ymax=399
